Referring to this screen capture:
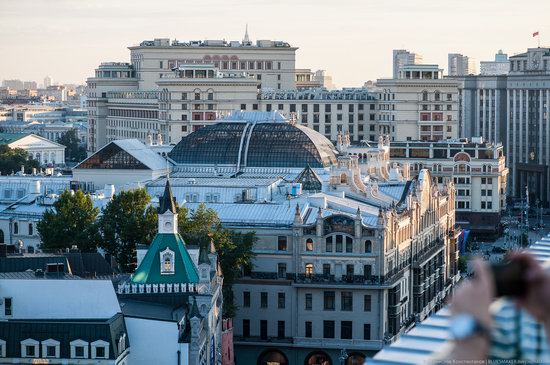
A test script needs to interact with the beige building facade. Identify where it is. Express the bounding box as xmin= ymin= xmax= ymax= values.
xmin=376 ymin=64 xmax=460 ymax=142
